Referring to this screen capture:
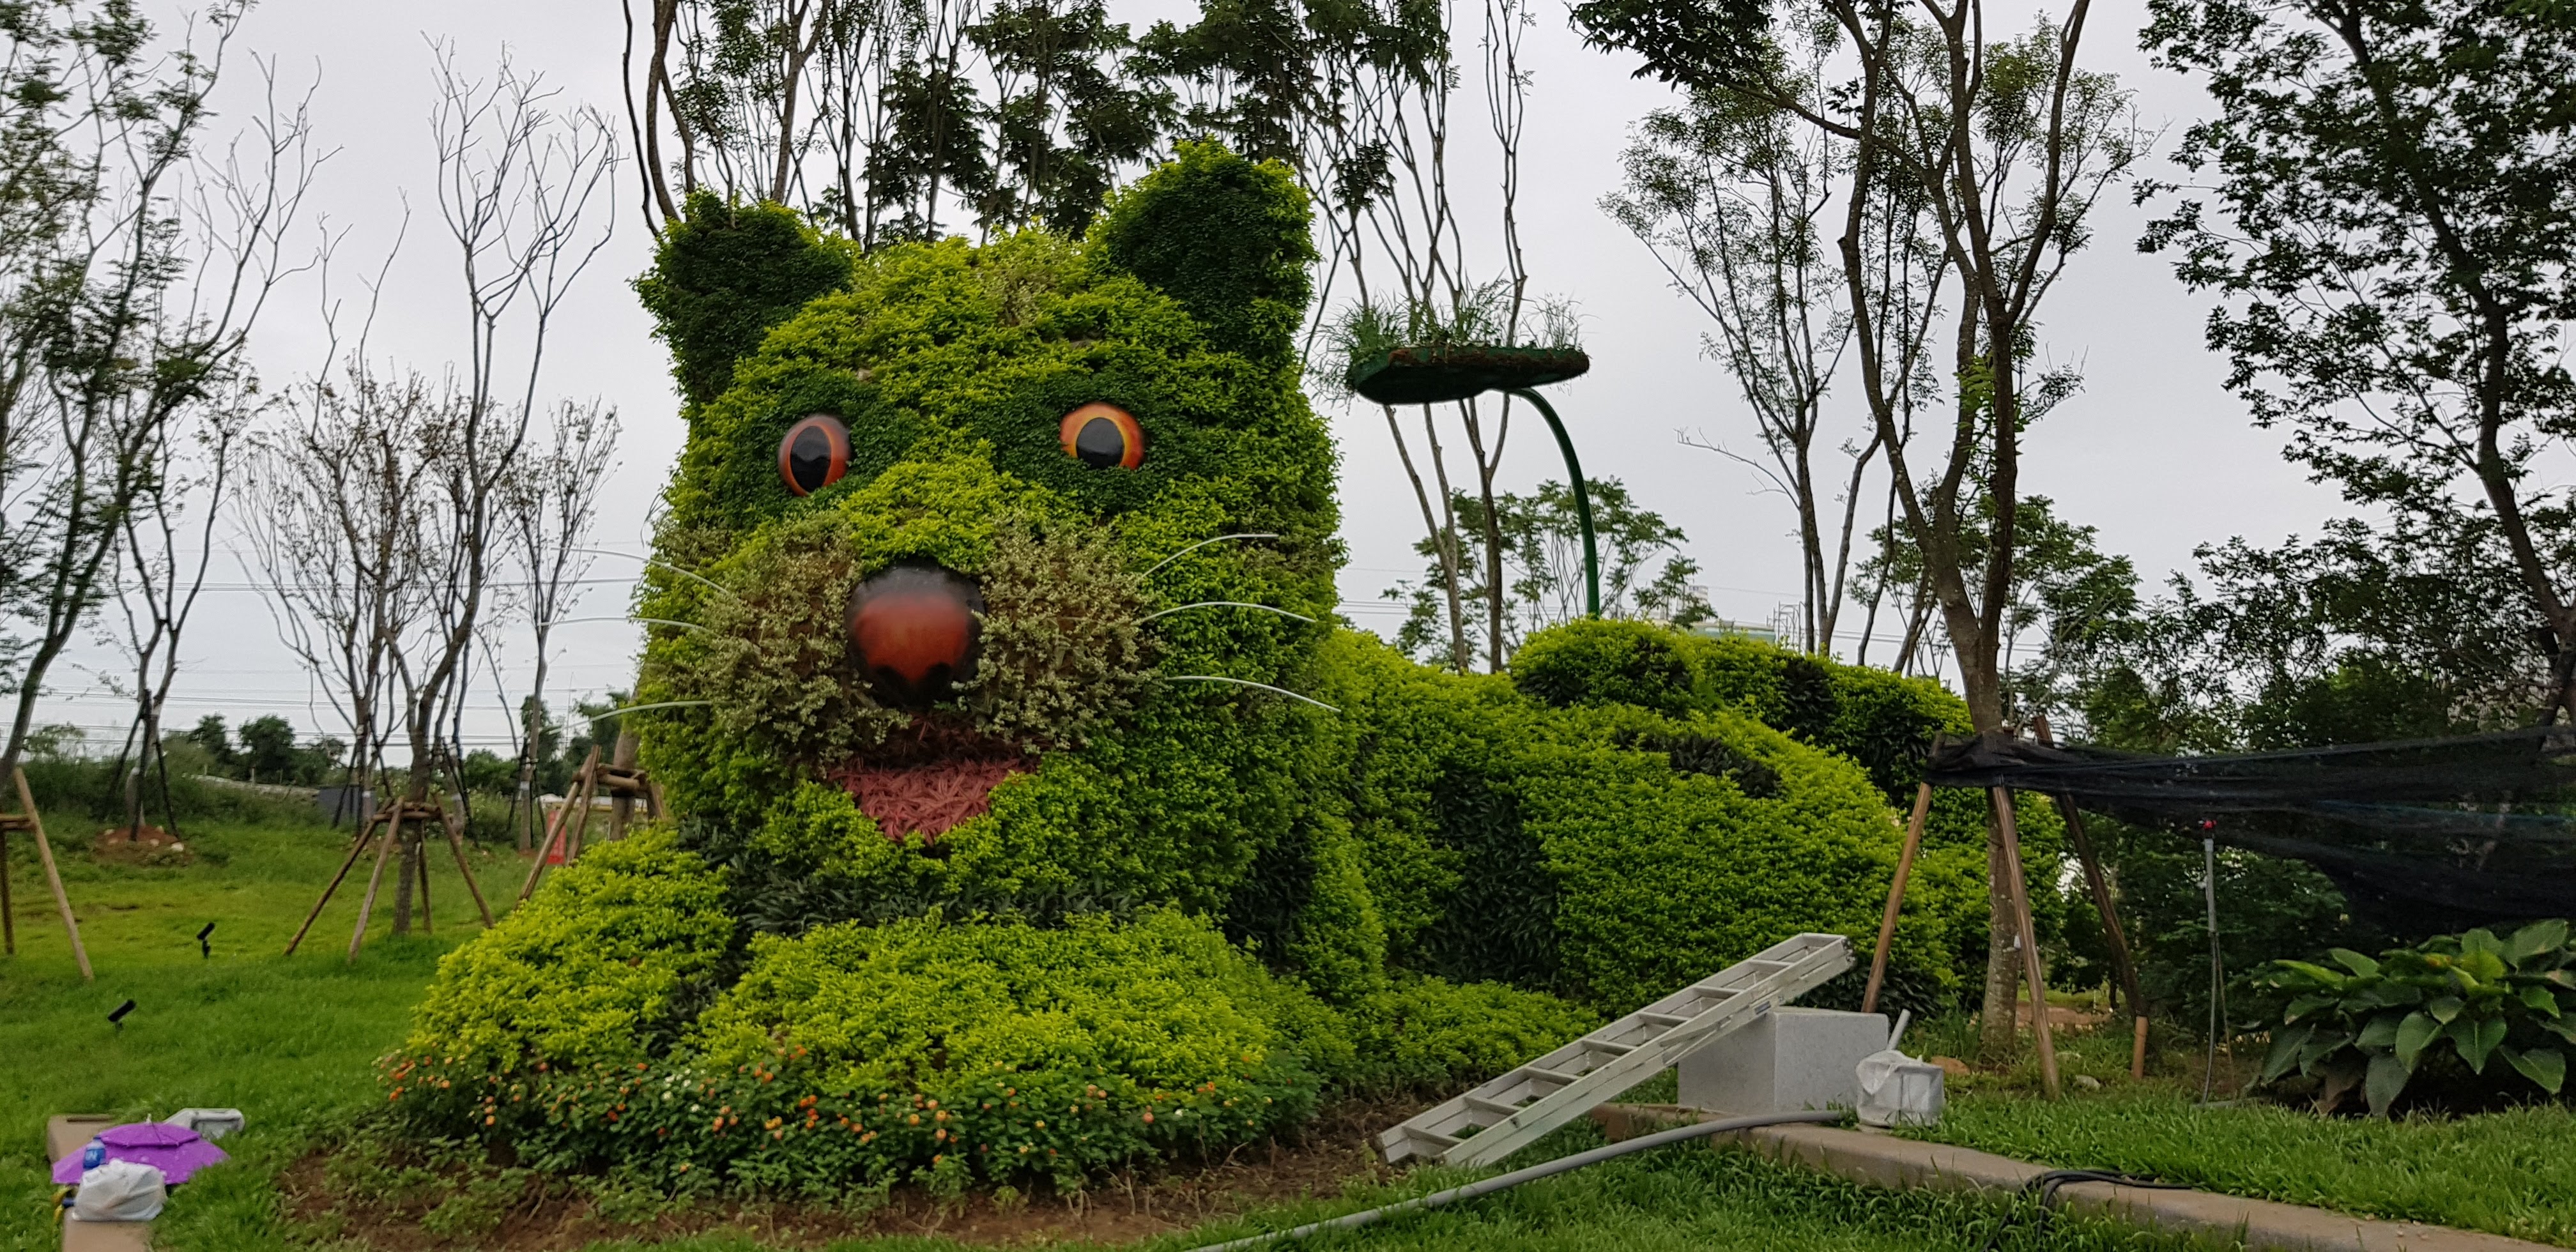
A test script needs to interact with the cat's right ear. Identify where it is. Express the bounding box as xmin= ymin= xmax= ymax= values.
xmin=1091 ymin=141 xmax=1316 ymax=370
xmin=636 ymin=190 xmax=856 ymax=408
